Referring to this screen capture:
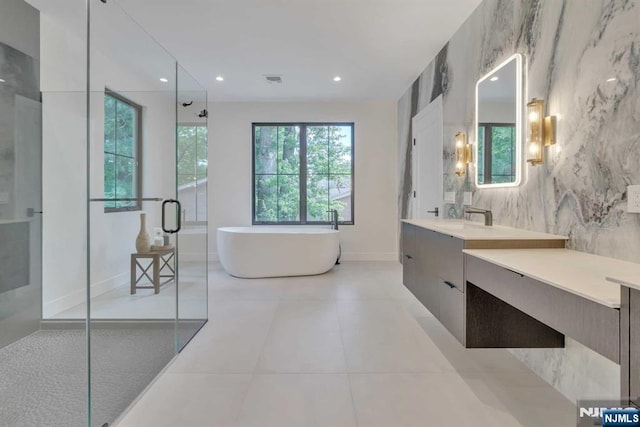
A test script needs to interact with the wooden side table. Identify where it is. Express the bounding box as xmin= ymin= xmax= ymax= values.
xmin=130 ymin=248 xmax=175 ymax=294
